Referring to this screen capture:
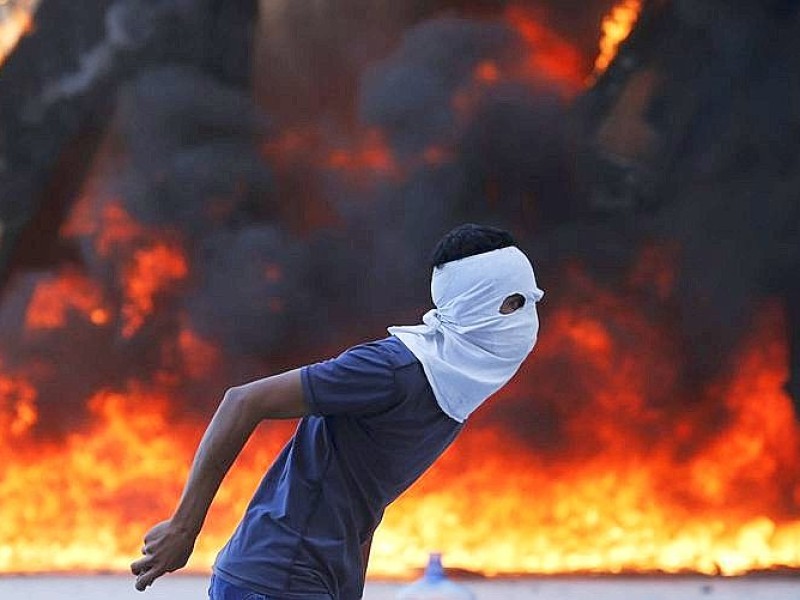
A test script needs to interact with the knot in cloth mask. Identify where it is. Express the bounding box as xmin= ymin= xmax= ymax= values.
xmin=388 ymin=246 xmax=544 ymax=422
